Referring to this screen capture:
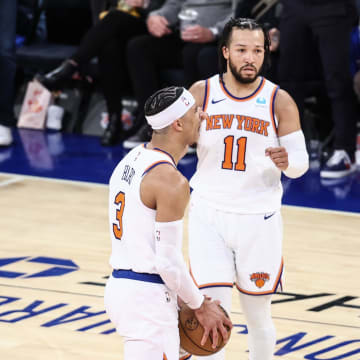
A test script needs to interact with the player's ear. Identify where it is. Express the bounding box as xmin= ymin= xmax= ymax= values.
xmin=173 ymin=118 xmax=184 ymax=132
xmin=222 ymin=45 xmax=229 ymax=60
